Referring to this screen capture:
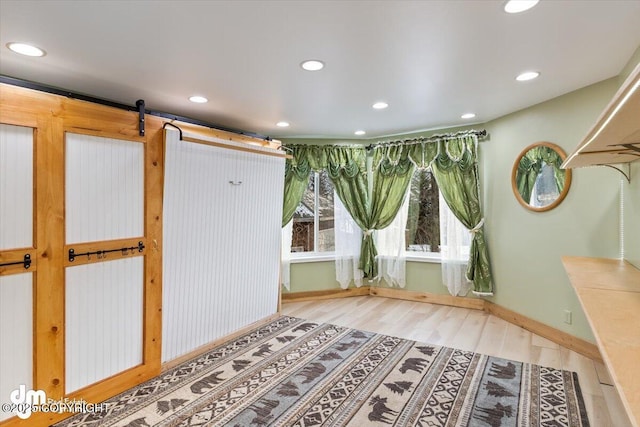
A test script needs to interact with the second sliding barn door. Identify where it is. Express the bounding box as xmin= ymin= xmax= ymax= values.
xmin=64 ymin=132 xmax=146 ymax=393
xmin=0 ymin=123 xmax=36 ymax=423
xmin=1 ymin=84 xmax=164 ymax=425
xmin=162 ymin=129 xmax=285 ymax=363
